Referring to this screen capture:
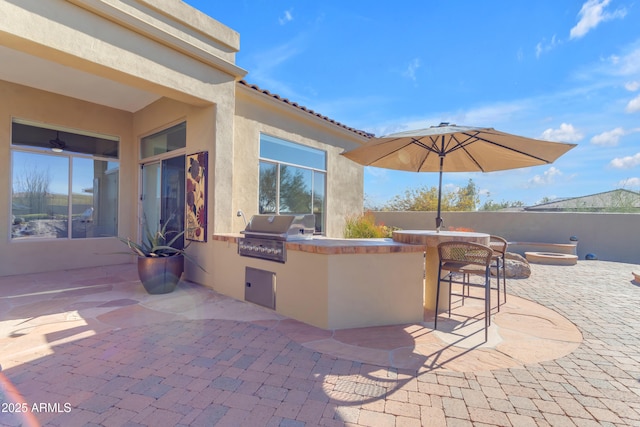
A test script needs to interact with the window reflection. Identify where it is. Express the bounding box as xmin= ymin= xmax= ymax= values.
xmin=71 ymin=158 xmax=118 ymax=238
xmin=259 ymin=162 xmax=277 ymax=213
xmin=11 ymin=152 xmax=68 ymax=239
xmin=313 ymin=172 xmax=325 ymax=233
xmin=278 ymin=165 xmax=312 ymax=214
xmin=141 ymin=122 xmax=186 ymax=159
xmin=258 ymin=134 xmax=326 ymax=233
xmin=12 ymin=121 xmax=118 ymax=158
xmin=260 ymin=134 xmax=325 ymax=170
xmin=11 ymin=122 xmax=119 ymax=240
